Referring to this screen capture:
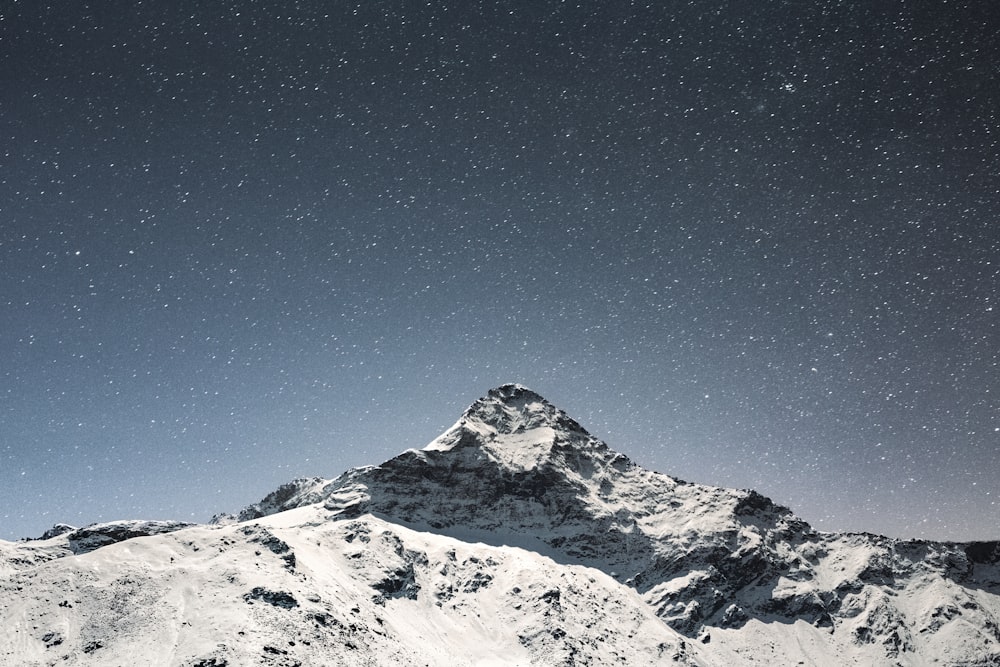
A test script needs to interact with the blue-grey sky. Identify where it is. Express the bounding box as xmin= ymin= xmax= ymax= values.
xmin=2 ymin=1 xmax=998 ymax=541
